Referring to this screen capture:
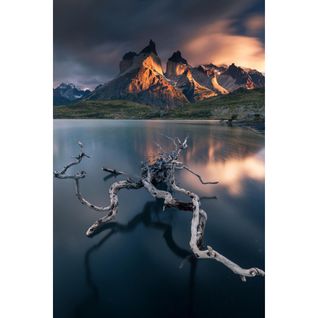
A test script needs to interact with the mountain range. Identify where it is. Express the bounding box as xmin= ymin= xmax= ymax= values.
xmin=53 ymin=83 xmax=91 ymax=106
xmin=54 ymin=40 xmax=265 ymax=108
